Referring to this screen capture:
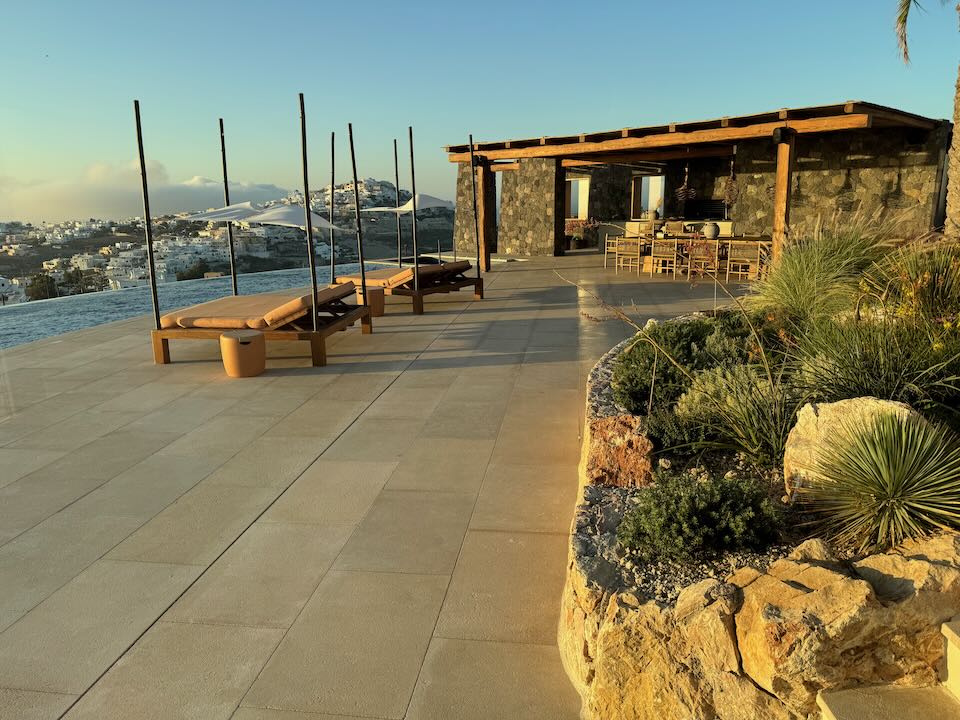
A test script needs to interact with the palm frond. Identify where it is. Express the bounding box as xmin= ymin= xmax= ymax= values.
xmin=897 ymin=0 xmax=922 ymax=62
